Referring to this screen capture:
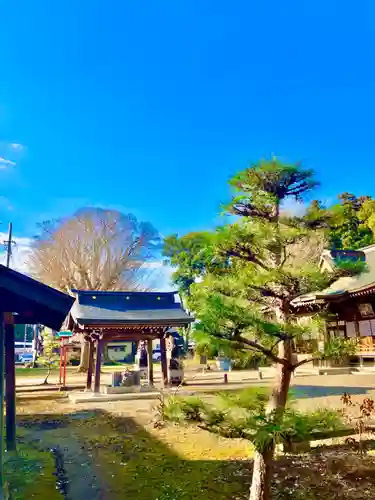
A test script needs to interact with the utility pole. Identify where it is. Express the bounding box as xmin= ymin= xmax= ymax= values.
xmin=4 ymin=222 xmax=15 ymax=268
xmin=3 ymin=223 xmax=17 ymax=452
